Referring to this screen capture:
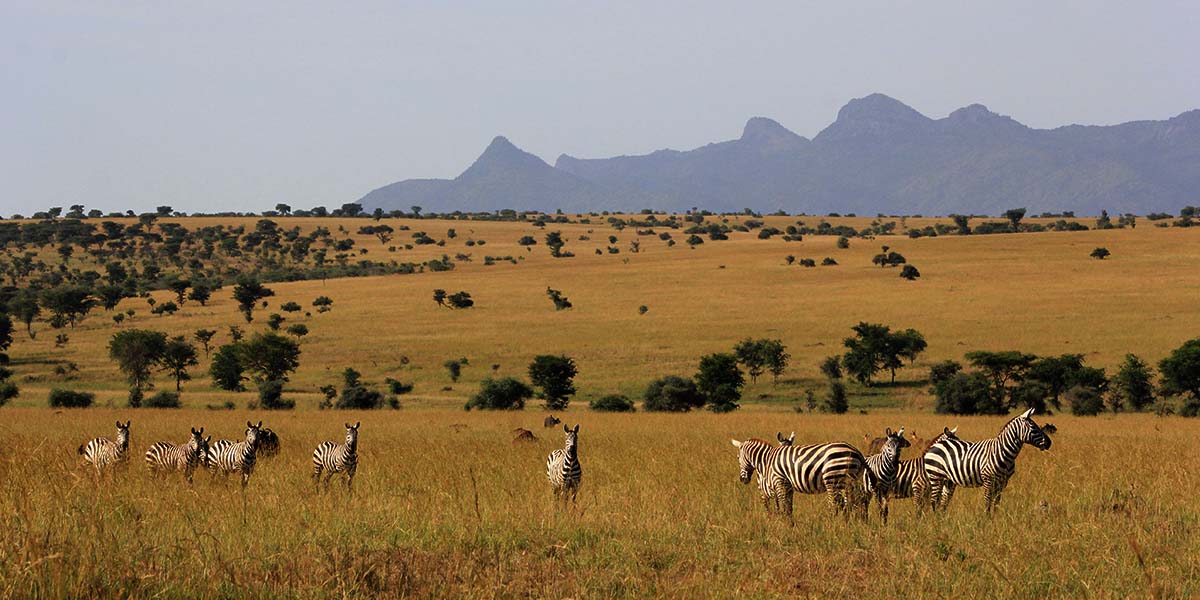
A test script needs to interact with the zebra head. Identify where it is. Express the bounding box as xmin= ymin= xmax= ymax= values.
xmin=115 ymin=420 xmax=131 ymax=447
xmin=730 ymin=438 xmax=768 ymax=485
xmin=1014 ymin=408 xmax=1052 ymax=450
xmin=345 ymin=422 xmax=360 ymax=449
xmin=882 ymin=427 xmax=911 ymax=460
xmin=245 ymin=421 xmax=263 ymax=448
xmin=189 ymin=427 xmax=205 ymax=452
xmin=562 ymin=424 xmax=579 ymax=453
